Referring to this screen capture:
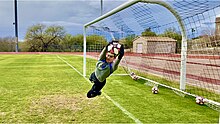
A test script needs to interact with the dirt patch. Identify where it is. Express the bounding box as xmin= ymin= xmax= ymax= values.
xmin=28 ymin=94 xmax=85 ymax=115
